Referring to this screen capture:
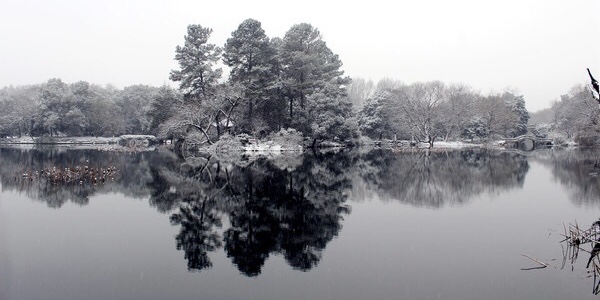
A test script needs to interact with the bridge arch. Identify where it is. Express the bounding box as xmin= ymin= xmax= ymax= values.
xmin=504 ymin=135 xmax=552 ymax=151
